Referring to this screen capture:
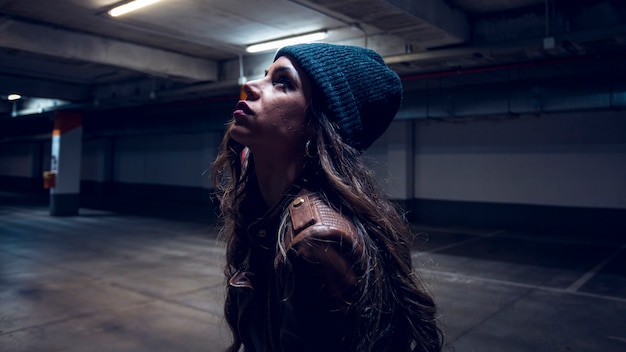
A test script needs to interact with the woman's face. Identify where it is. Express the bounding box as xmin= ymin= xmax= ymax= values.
xmin=229 ymin=56 xmax=311 ymax=159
